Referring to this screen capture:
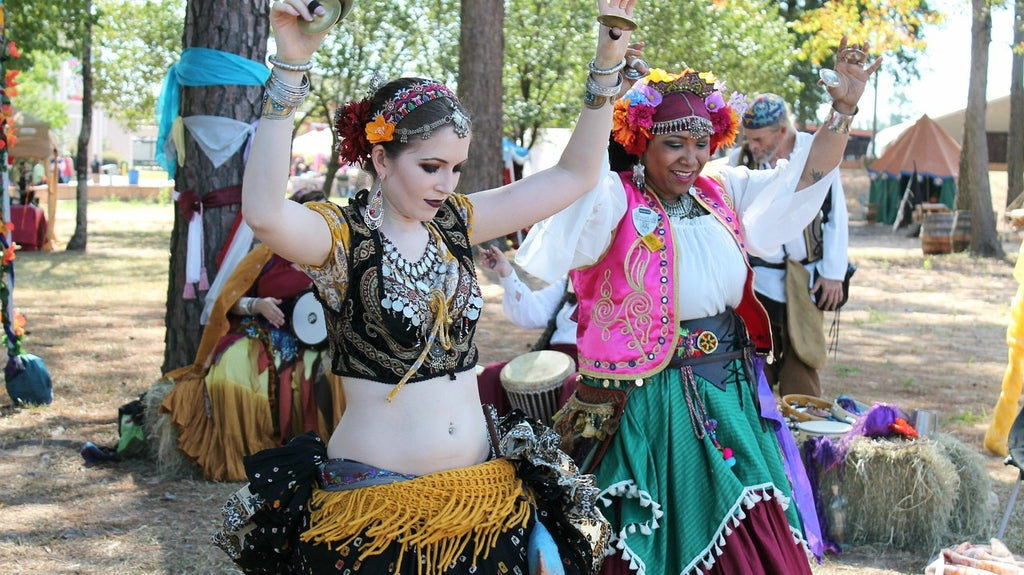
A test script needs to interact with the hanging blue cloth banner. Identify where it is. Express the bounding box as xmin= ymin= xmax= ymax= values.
xmin=154 ymin=47 xmax=271 ymax=179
